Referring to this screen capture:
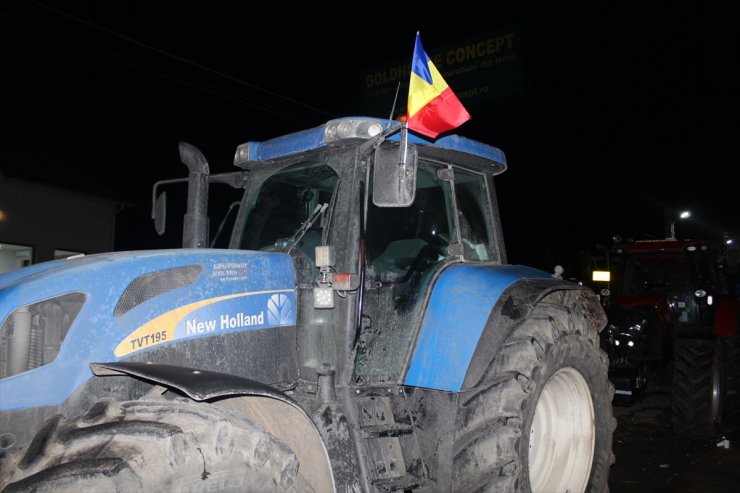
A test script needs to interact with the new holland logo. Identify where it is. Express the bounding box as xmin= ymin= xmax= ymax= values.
xmin=267 ymin=293 xmax=293 ymax=325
